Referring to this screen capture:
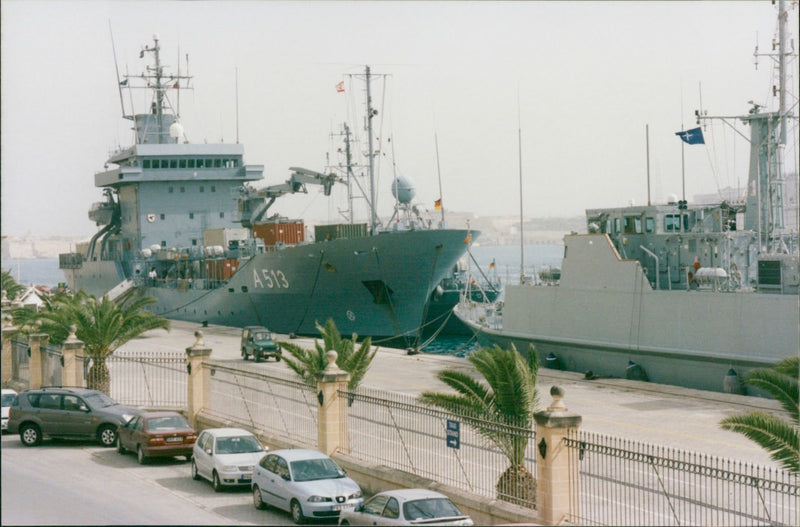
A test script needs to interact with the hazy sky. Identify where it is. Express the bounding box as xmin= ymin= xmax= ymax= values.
xmin=1 ymin=1 xmax=797 ymax=238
